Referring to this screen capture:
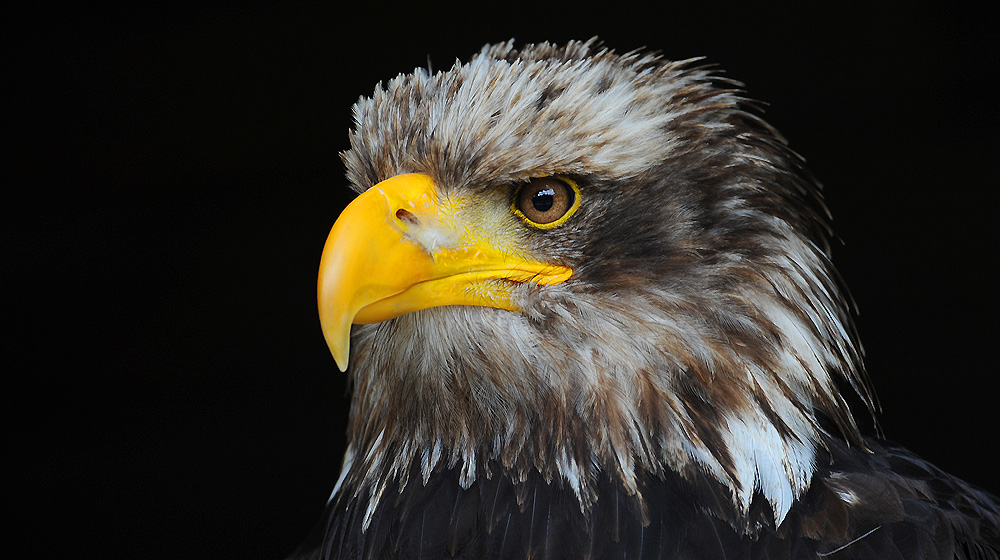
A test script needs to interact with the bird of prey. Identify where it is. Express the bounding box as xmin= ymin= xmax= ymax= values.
xmin=293 ymin=39 xmax=999 ymax=559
